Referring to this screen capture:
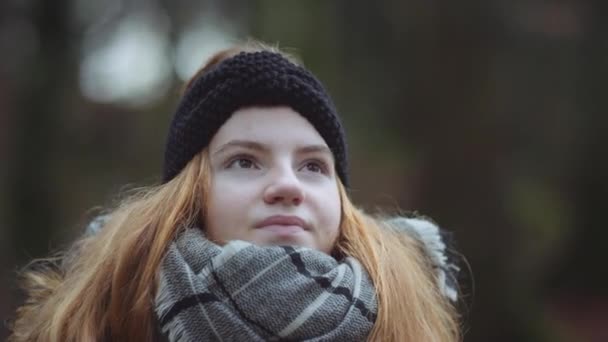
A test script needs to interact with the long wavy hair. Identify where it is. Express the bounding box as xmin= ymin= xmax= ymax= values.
xmin=9 ymin=42 xmax=460 ymax=341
